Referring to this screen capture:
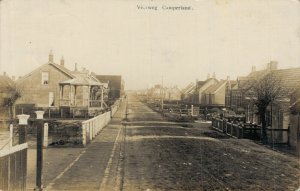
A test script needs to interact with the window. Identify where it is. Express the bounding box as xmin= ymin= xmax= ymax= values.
xmin=42 ymin=72 xmax=49 ymax=85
